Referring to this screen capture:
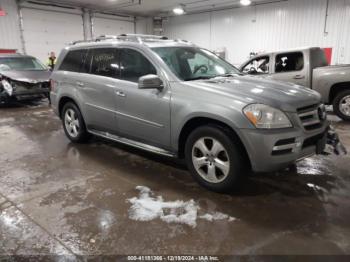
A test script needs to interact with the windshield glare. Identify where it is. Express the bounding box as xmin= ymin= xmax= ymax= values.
xmin=0 ymin=57 xmax=47 ymax=71
xmin=152 ymin=47 xmax=240 ymax=81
